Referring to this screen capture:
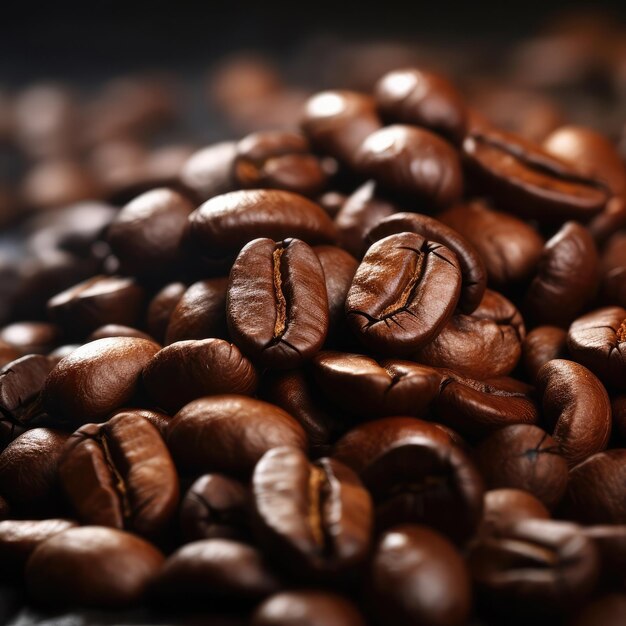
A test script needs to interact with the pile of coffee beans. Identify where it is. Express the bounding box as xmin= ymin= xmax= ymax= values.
xmin=1 ymin=55 xmax=626 ymax=626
